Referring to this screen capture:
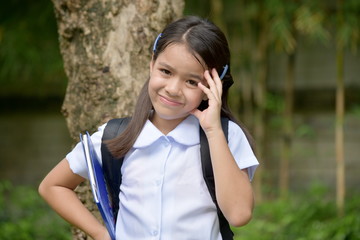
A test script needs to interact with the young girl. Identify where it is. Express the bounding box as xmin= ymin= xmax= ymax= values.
xmin=39 ymin=16 xmax=259 ymax=240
